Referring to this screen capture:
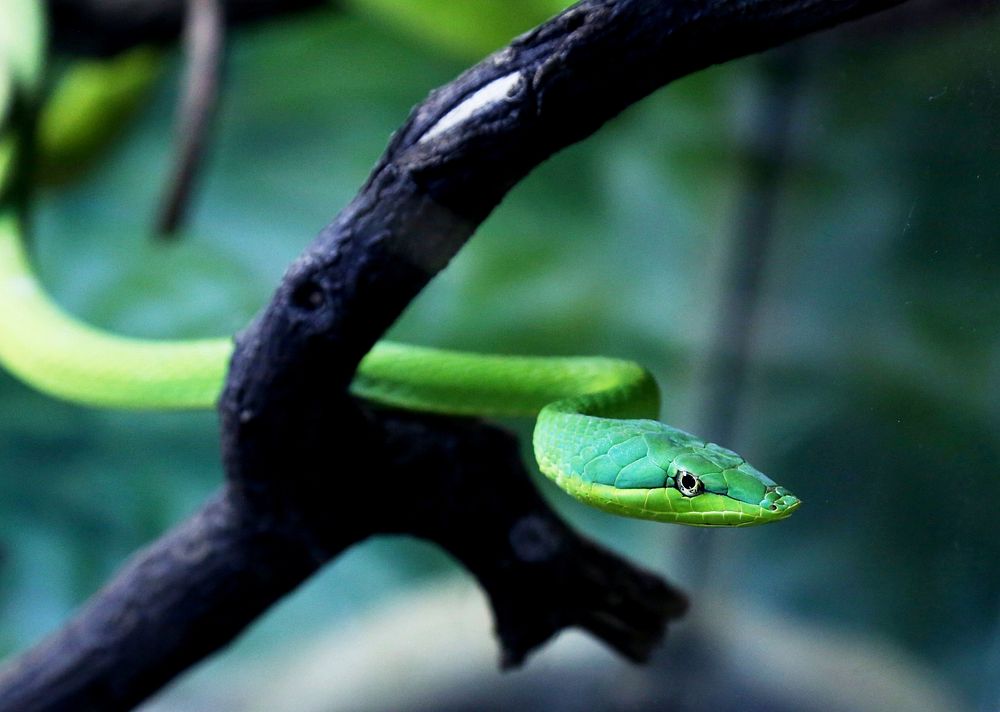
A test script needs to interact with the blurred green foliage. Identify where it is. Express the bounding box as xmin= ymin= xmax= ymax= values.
xmin=346 ymin=0 xmax=573 ymax=58
xmin=1 ymin=2 xmax=999 ymax=710
xmin=37 ymin=47 xmax=164 ymax=185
